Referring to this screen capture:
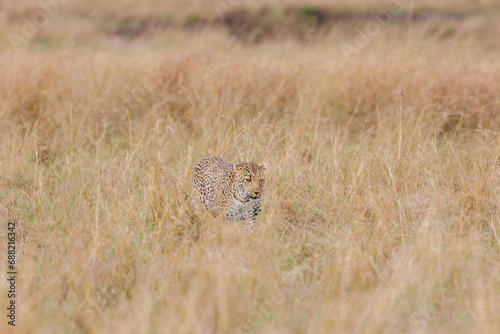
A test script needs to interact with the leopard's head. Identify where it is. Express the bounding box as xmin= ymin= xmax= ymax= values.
xmin=233 ymin=162 xmax=267 ymax=202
